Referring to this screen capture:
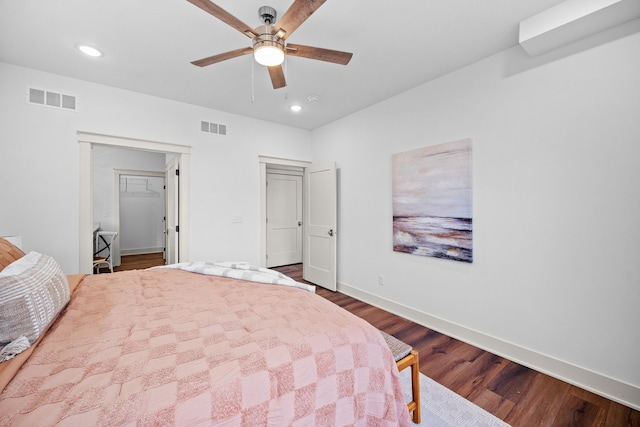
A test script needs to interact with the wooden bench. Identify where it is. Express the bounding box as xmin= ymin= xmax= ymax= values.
xmin=381 ymin=330 xmax=420 ymax=423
